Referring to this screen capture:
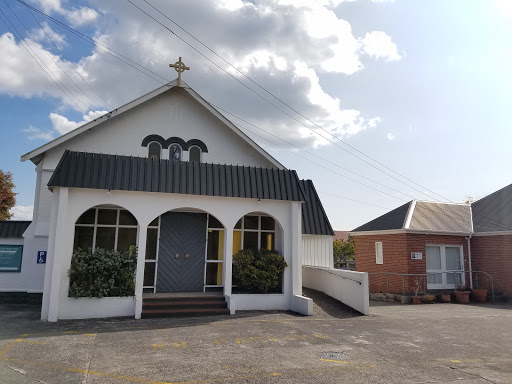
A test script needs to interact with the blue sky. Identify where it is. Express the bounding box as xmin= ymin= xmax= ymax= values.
xmin=1 ymin=0 xmax=511 ymax=230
